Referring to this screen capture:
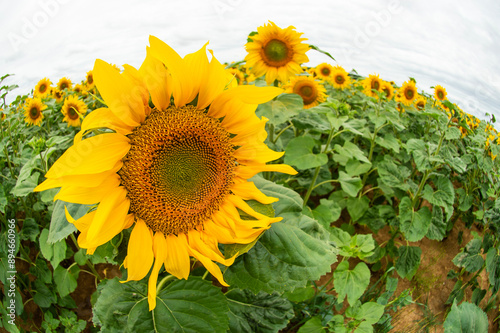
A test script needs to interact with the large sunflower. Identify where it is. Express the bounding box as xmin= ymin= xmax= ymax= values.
xmin=434 ymin=85 xmax=447 ymax=101
xmin=398 ymin=80 xmax=418 ymax=106
xmin=35 ymin=36 xmax=297 ymax=311
xmin=24 ymin=98 xmax=46 ymax=126
xmin=34 ymin=78 xmax=52 ymax=98
xmin=244 ymin=21 xmax=309 ymax=84
xmin=61 ymin=95 xmax=88 ymax=127
xmin=331 ymin=65 xmax=351 ymax=90
xmin=285 ymin=75 xmax=327 ymax=109
xmin=57 ymin=77 xmax=72 ymax=91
